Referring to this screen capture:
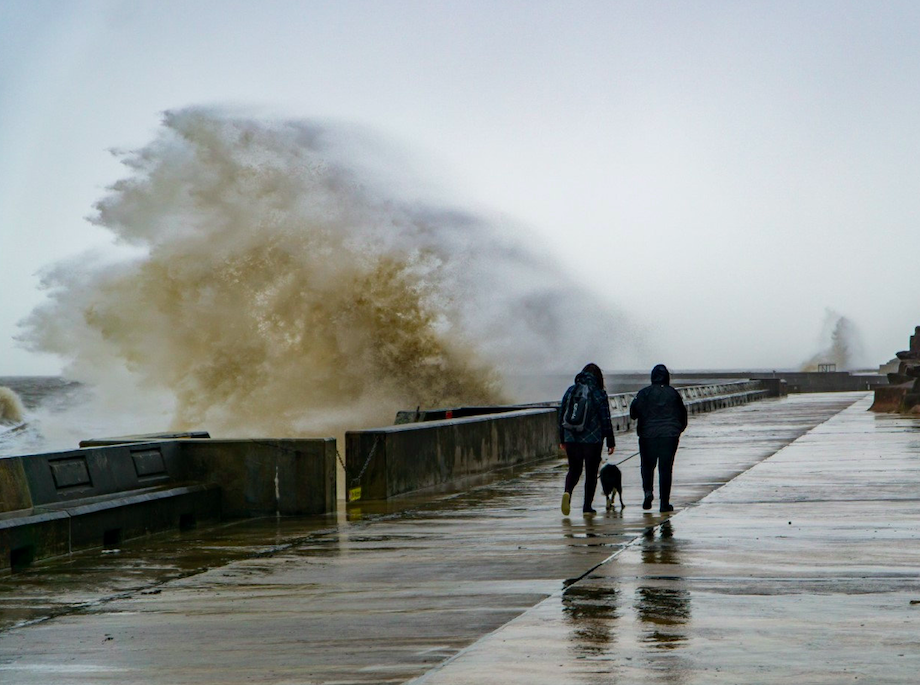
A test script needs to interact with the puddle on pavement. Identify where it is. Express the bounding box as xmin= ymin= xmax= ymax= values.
xmin=561 ymin=519 xmax=693 ymax=659
xmin=0 ymin=456 xmax=573 ymax=633
xmin=636 ymin=521 xmax=692 ymax=649
xmin=563 ymin=583 xmax=622 ymax=655
xmin=0 ymin=516 xmax=335 ymax=631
